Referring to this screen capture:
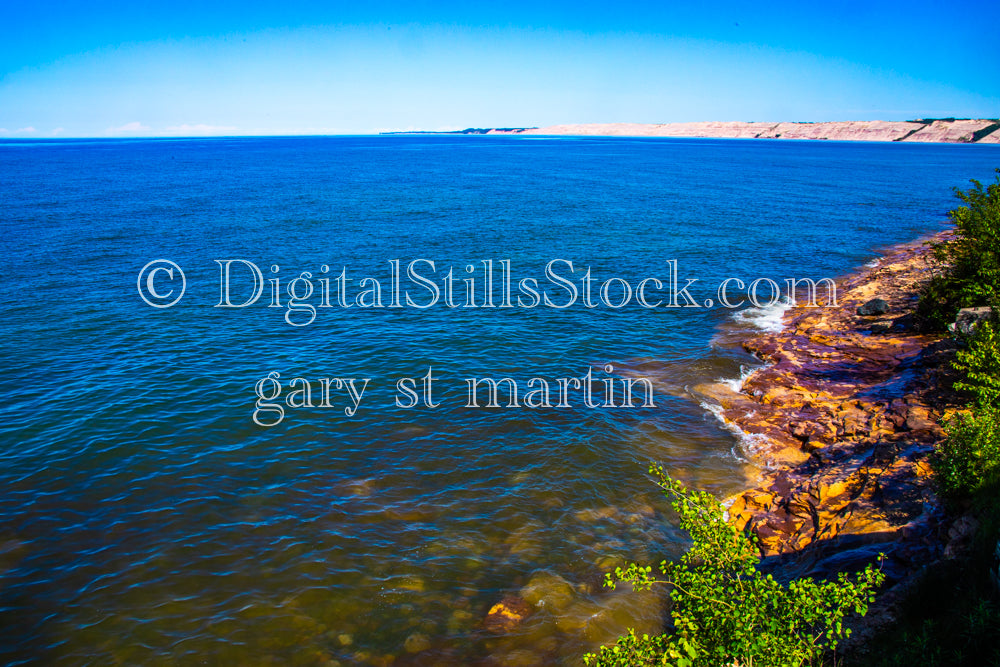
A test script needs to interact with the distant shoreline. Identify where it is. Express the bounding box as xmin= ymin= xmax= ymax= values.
xmin=385 ymin=119 xmax=1000 ymax=144
xmin=6 ymin=121 xmax=999 ymax=142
